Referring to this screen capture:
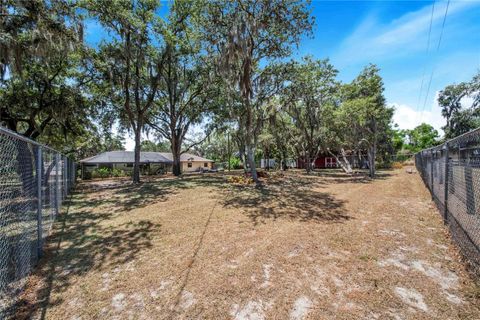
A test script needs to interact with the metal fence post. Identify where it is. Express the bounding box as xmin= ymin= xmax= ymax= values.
xmin=63 ymin=155 xmax=67 ymax=198
xmin=443 ymin=143 xmax=449 ymax=224
xmin=430 ymin=149 xmax=434 ymax=198
xmin=55 ymin=153 xmax=60 ymax=215
xmin=36 ymin=146 xmax=43 ymax=258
